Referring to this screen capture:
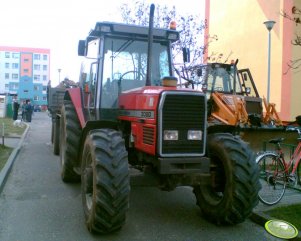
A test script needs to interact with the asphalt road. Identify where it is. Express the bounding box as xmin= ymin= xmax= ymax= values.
xmin=0 ymin=112 xmax=281 ymax=241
